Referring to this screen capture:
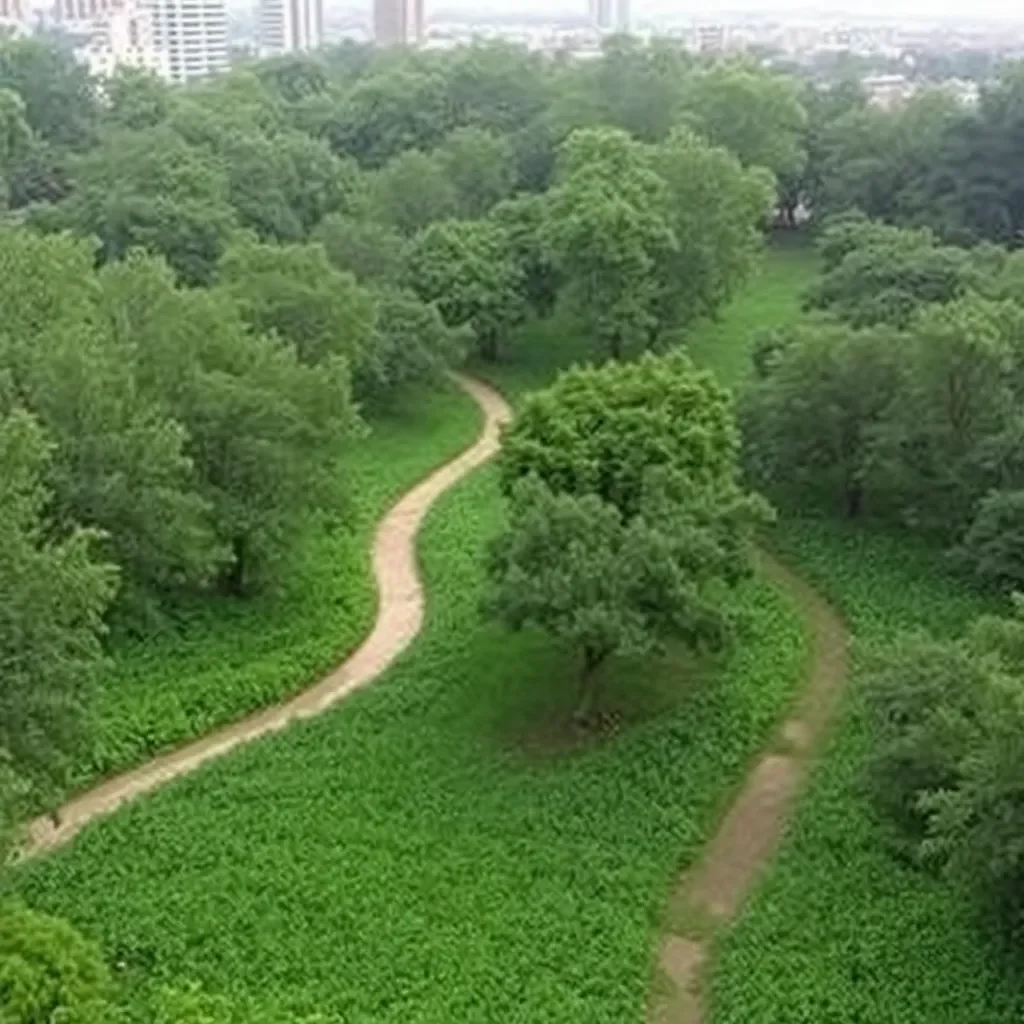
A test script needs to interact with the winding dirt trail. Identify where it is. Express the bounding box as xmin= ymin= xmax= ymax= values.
xmin=25 ymin=374 xmax=512 ymax=857
xmin=650 ymin=550 xmax=850 ymax=1024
